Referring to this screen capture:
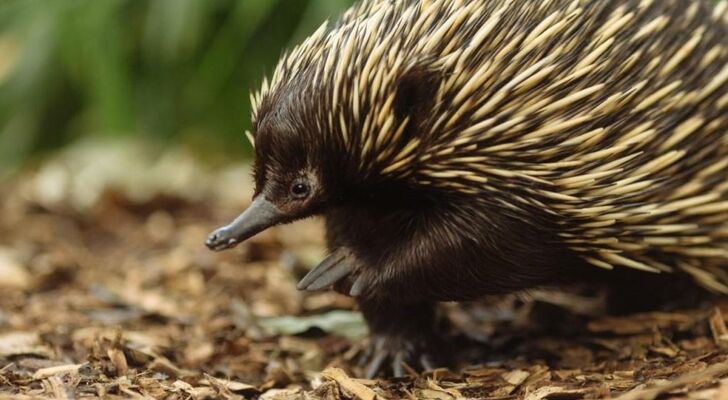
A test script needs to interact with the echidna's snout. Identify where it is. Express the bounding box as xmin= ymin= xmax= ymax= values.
xmin=206 ymin=195 xmax=284 ymax=251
